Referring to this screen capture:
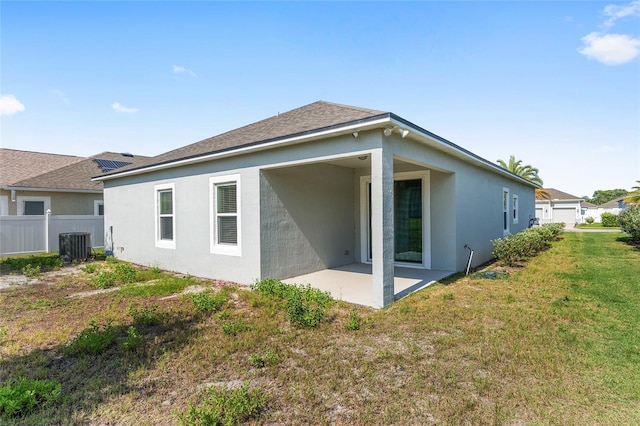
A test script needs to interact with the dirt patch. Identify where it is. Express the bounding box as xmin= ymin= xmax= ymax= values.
xmin=0 ymin=264 xmax=84 ymax=291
